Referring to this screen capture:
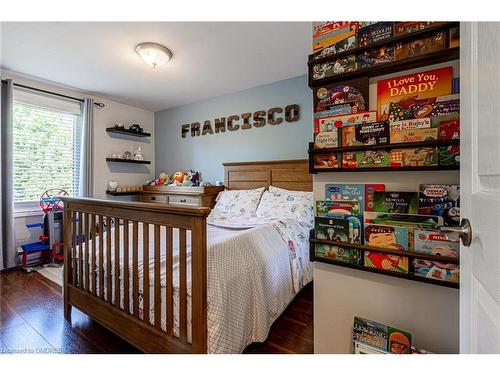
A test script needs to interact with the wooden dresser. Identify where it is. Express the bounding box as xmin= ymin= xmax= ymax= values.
xmin=140 ymin=185 xmax=224 ymax=208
